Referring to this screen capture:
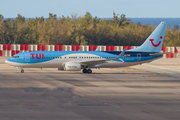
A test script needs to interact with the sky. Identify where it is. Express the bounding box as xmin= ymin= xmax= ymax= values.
xmin=0 ymin=0 xmax=180 ymax=18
